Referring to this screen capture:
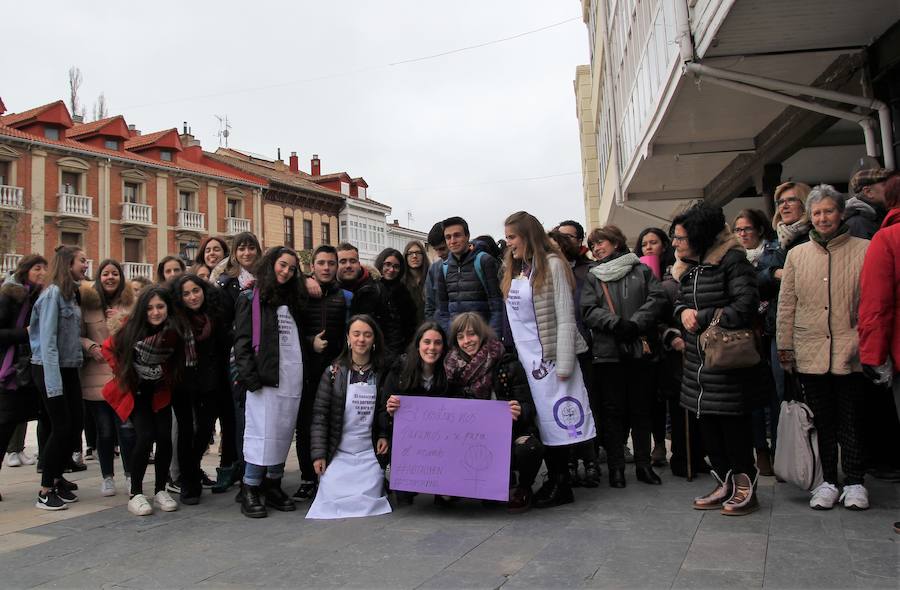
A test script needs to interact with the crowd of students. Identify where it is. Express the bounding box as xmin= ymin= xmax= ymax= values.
xmin=0 ymin=166 xmax=897 ymax=525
